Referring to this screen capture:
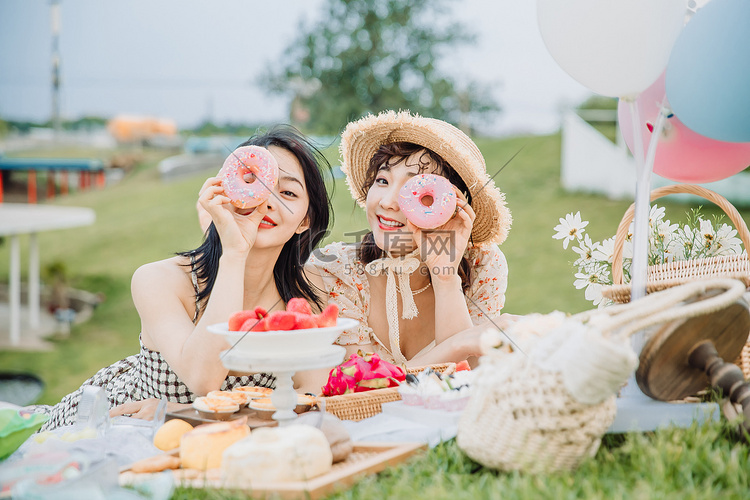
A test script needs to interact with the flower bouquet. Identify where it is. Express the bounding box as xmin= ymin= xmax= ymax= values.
xmin=554 ymin=196 xmax=744 ymax=307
